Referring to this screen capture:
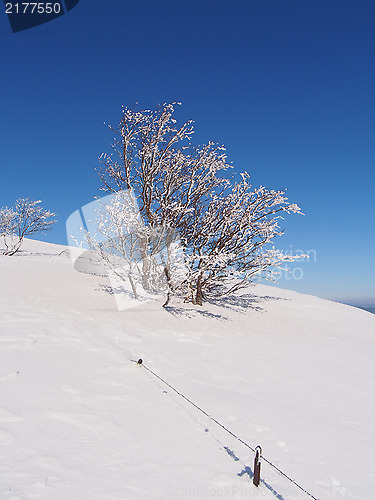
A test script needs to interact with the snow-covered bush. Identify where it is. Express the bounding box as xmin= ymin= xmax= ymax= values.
xmin=98 ymin=102 xmax=304 ymax=304
xmin=0 ymin=198 xmax=57 ymax=255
